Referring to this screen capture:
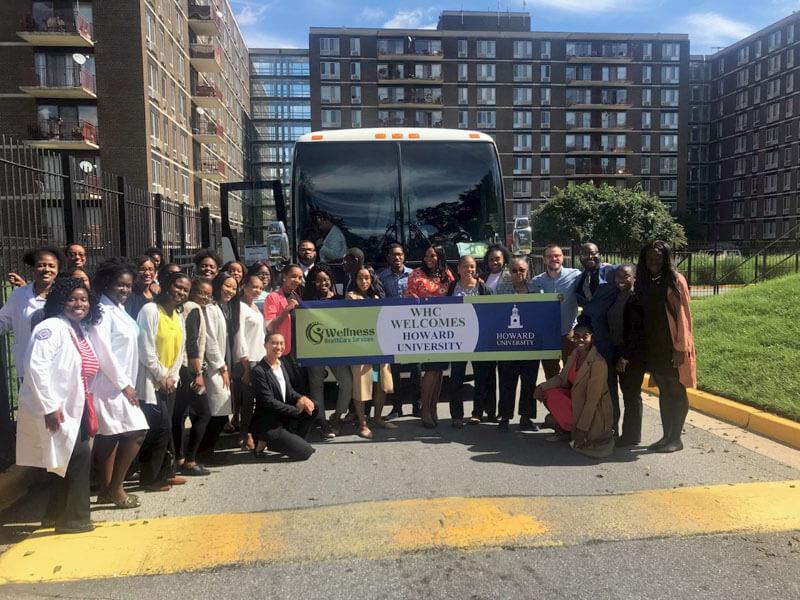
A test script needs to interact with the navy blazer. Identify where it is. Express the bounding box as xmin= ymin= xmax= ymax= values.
xmin=576 ymin=263 xmax=619 ymax=361
xmin=251 ymin=359 xmax=303 ymax=430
